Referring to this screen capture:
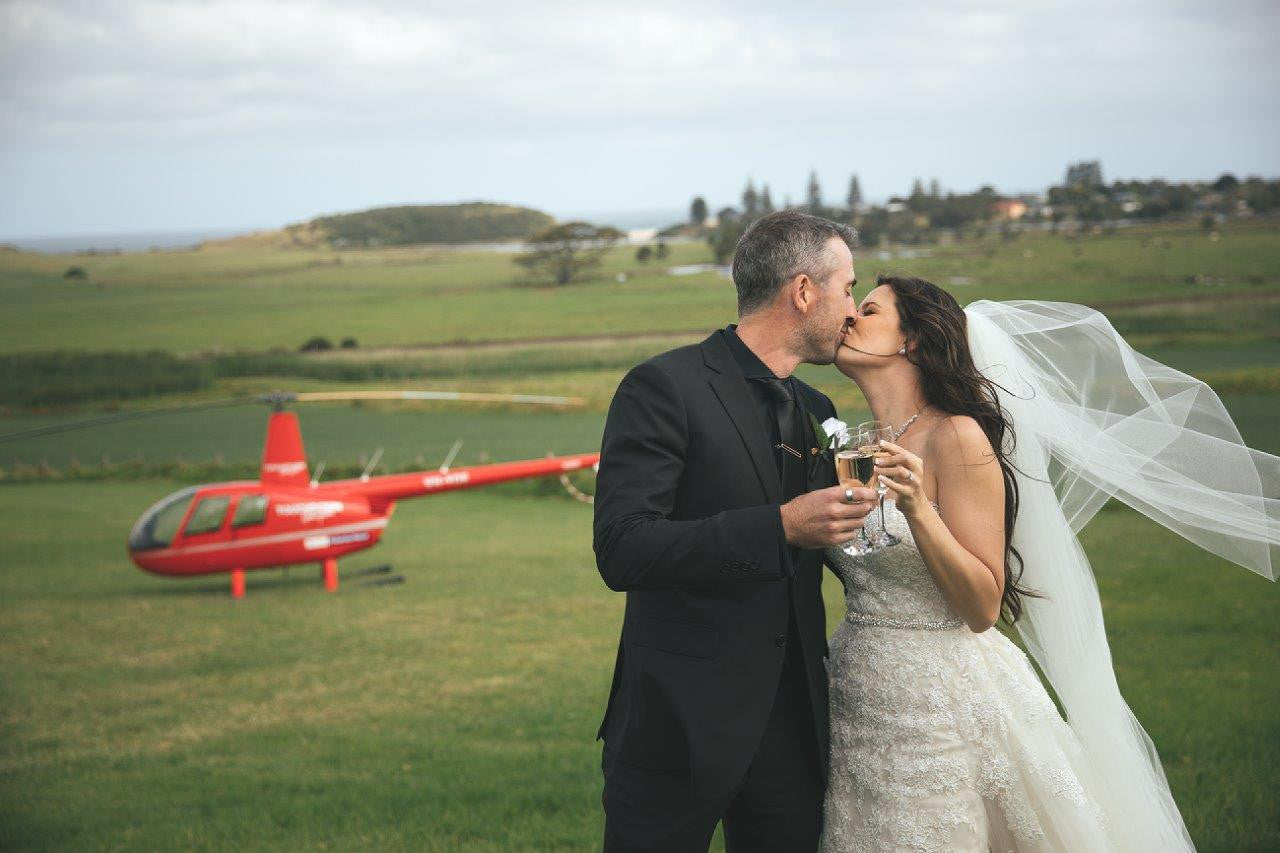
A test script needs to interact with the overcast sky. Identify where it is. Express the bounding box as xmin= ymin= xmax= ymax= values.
xmin=1 ymin=0 xmax=1277 ymax=238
